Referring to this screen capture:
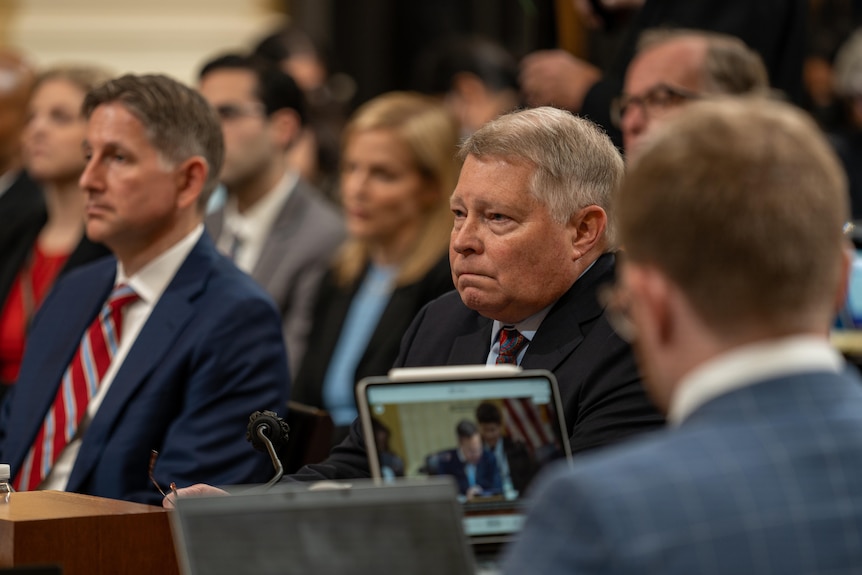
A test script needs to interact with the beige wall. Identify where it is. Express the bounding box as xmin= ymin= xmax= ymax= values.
xmin=3 ymin=0 xmax=285 ymax=84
